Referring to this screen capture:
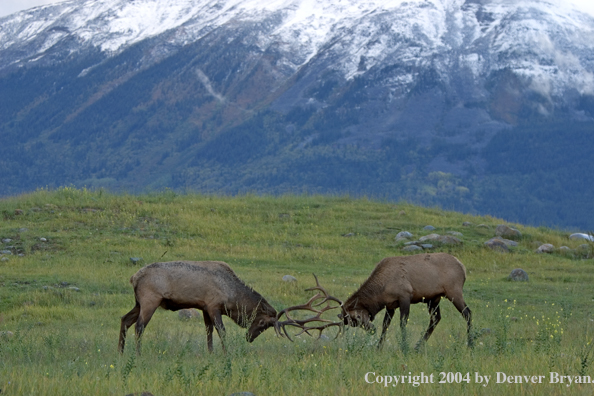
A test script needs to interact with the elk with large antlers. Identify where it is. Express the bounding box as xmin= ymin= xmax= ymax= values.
xmin=340 ymin=253 xmax=473 ymax=350
xmin=118 ymin=261 xmax=278 ymax=354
